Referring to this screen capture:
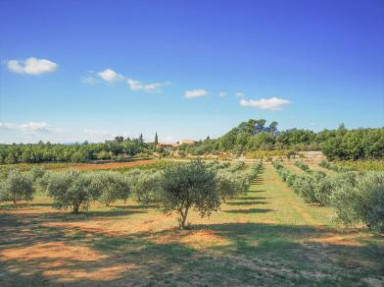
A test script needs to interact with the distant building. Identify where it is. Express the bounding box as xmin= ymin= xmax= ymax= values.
xmin=177 ymin=139 xmax=196 ymax=145
xmin=156 ymin=139 xmax=196 ymax=151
